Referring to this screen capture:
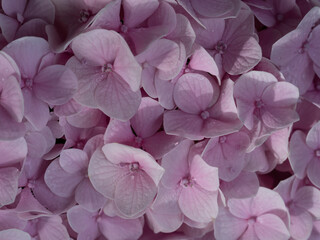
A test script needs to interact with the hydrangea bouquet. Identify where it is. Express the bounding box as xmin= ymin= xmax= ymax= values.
xmin=0 ymin=0 xmax=320 ymax=239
